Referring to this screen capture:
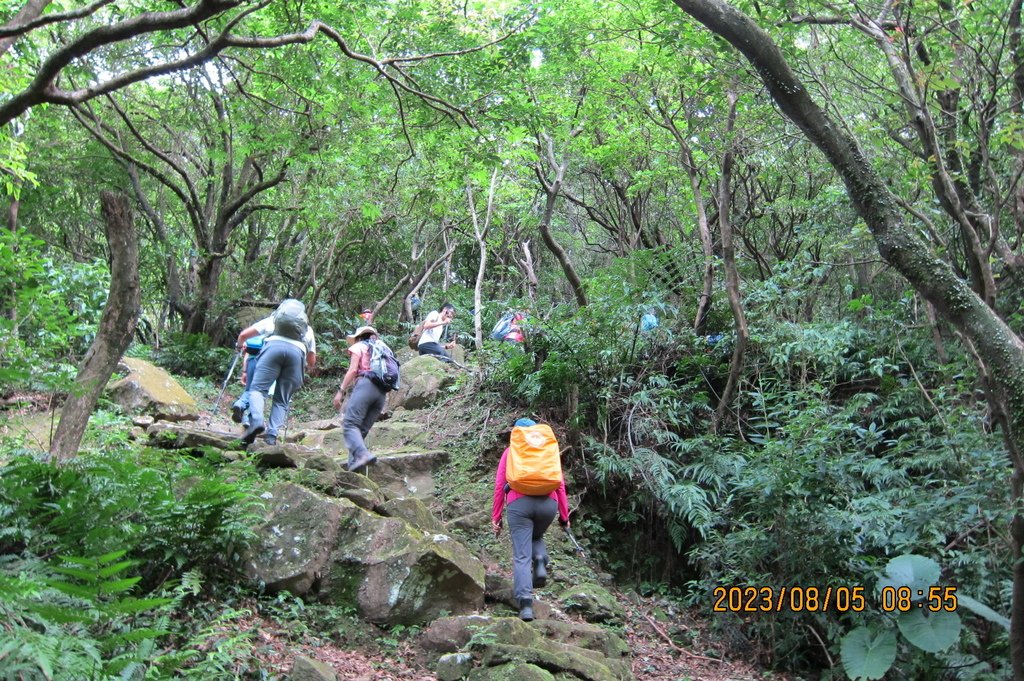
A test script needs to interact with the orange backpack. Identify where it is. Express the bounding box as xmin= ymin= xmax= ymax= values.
xmin=507 ymin=424 xmax=562 ymax=495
